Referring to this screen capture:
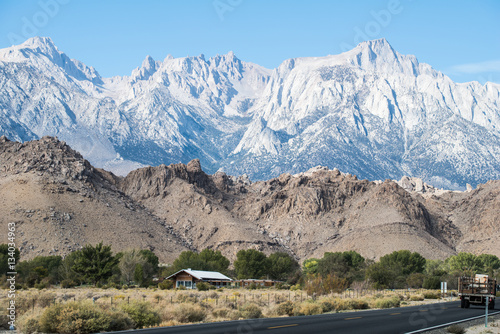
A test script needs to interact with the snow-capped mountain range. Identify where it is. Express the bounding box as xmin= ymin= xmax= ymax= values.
xmin=1 ymin=37 xmax=499 ymax=189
